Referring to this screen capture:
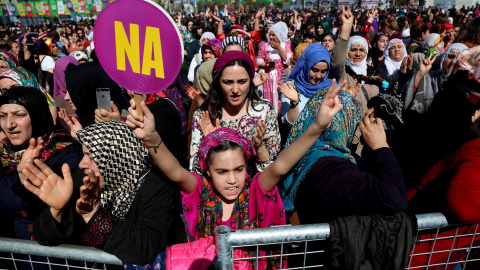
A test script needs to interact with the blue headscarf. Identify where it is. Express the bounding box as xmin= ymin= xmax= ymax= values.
xmin=286 ymin=43 xmax=333 ymax=98
xmin=280 ymin=88 xmax=363 ymax=212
